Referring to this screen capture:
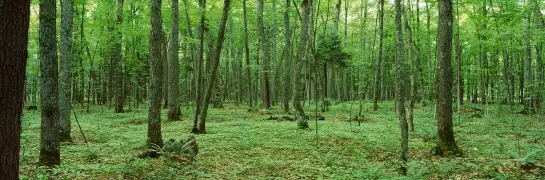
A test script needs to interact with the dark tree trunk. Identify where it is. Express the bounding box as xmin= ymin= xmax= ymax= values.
xmin=257 ymin=0 xmax=272 ymax=109
xmin=59 ymin=0 xmax=74 ymax=142
xmin=282 ymin=0 xmax=292 ymax=112
xmin=435 ymin=0 xmax=461 ymax=157
xmin=114 ymin=0 xmax=125 ymax=113
xmin=39 ymin=0 xmax=61 ymax=166
xmin=168 ymin=0 xmax=181 ymax=121
xmin=148 ymin=0 xmax=164 ymax=147
xmin=0 ymin=1 xmax=30 ymax=178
